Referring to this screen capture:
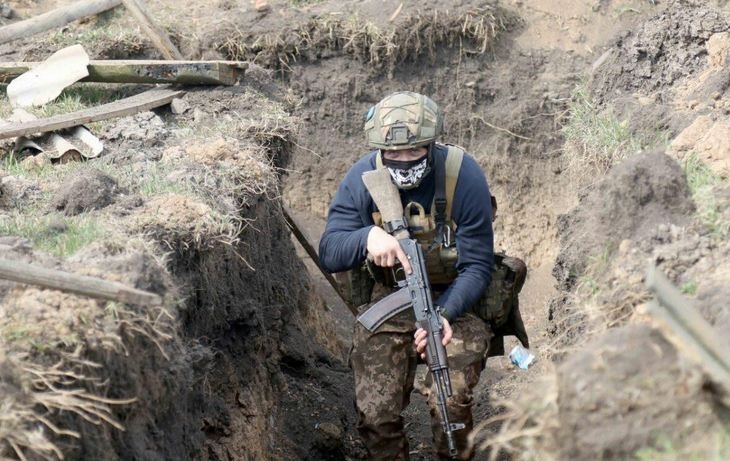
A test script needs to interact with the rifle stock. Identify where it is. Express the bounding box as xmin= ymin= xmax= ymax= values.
xmin=361 ymin=169 xmax=409 ymax=239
